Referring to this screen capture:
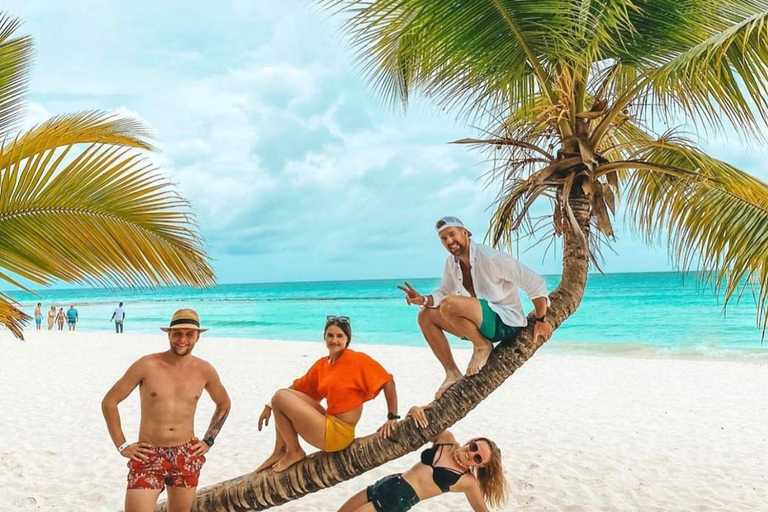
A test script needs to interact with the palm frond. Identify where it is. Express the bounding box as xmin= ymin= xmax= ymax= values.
xmin=0 ymin=14 xmax=32 ymax=139
xmin=318 ymin=0 xmax=580 ymax=118
xmin=622 ymin=136 xmax=768 ymax=335
xmin=0 ymin=294 xmax=28 ymax=338
xmin=571 ymin=0 xmax=640 ymax=66
xmin=0 ymin=111 xmax=155 ymax=167
xmin=593 ymin=2 xmax=768 ymax=145
xmin=0 ymin=141 xmax=215 ymax=293
xmin=600 ymin=0 xmax=722 ymax=66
